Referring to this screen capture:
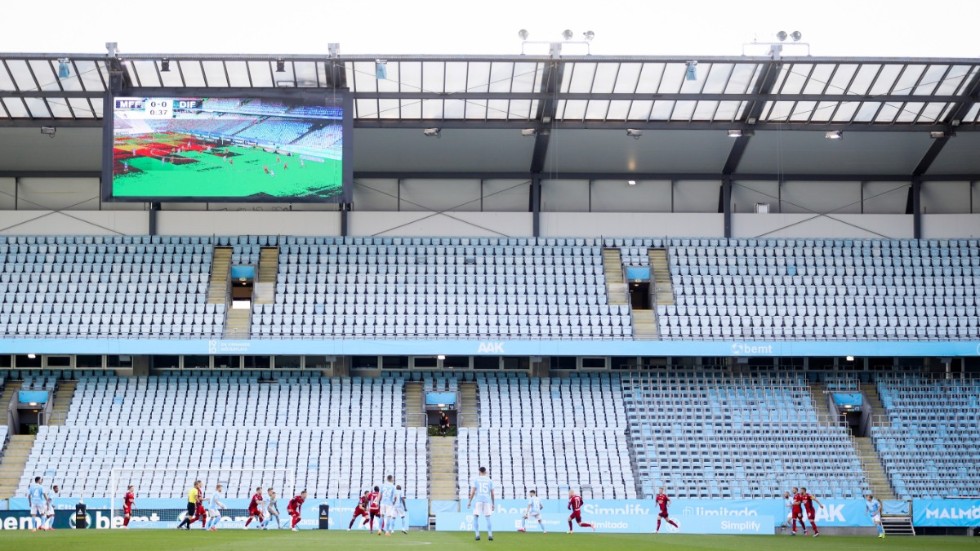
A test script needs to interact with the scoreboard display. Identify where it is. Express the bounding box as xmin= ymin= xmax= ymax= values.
xmin=102 ymin=89 xmax=352 ymax=203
